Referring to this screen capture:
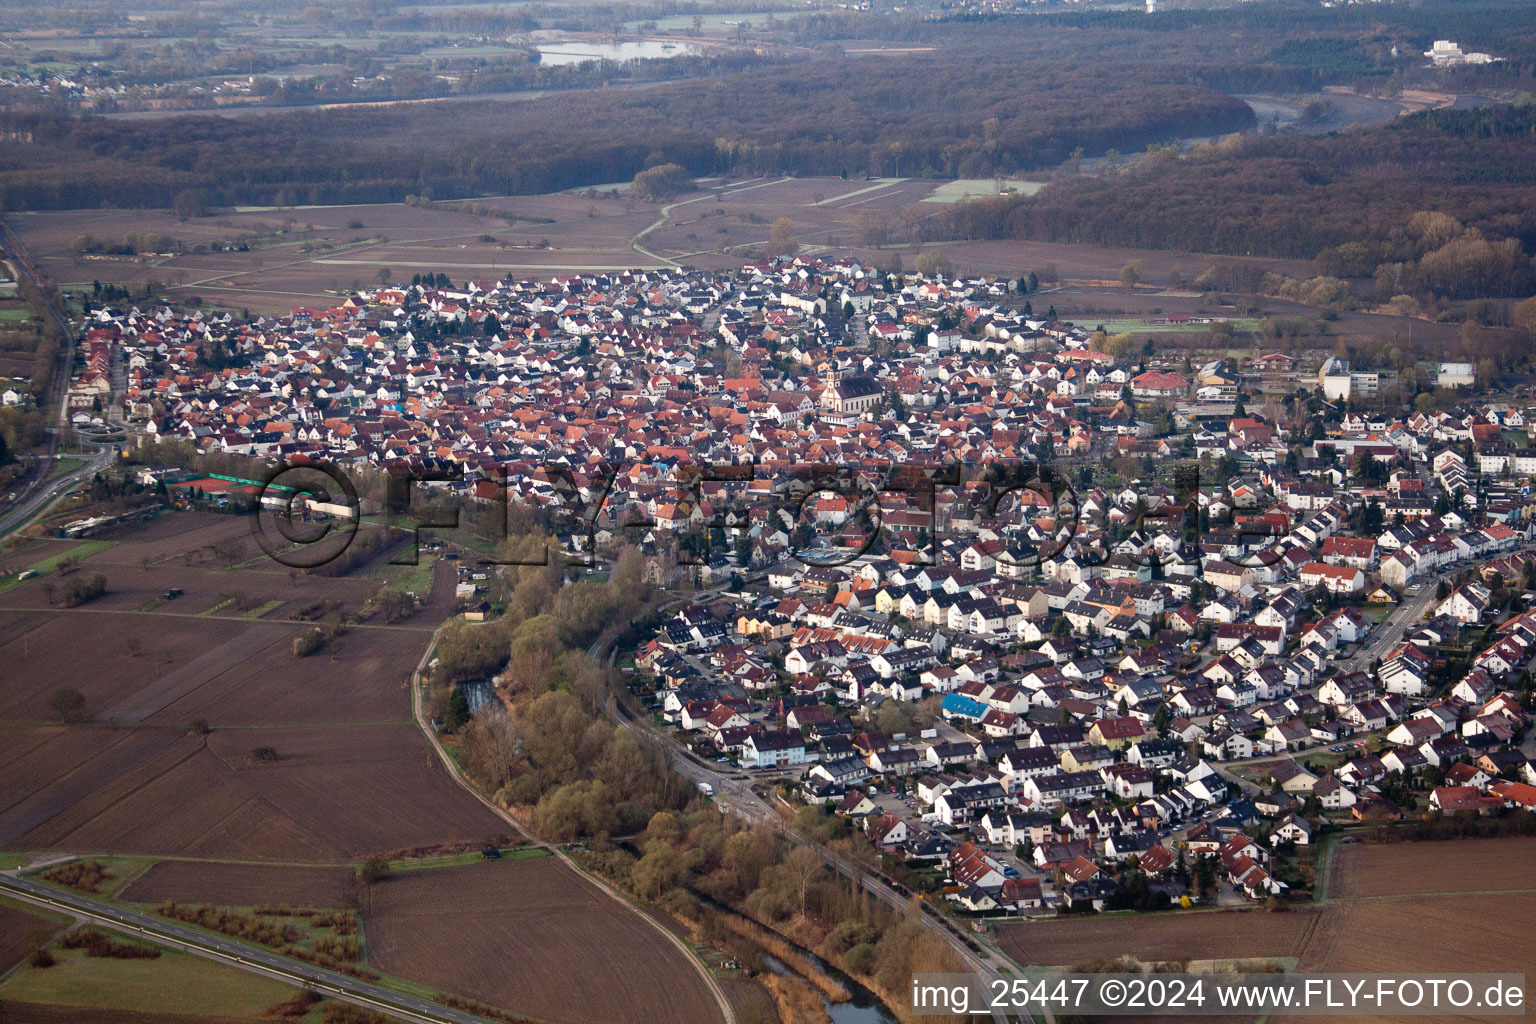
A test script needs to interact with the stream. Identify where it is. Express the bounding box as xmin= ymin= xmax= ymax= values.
xmin=762 ymin=952 xmax=899 ymax=1024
